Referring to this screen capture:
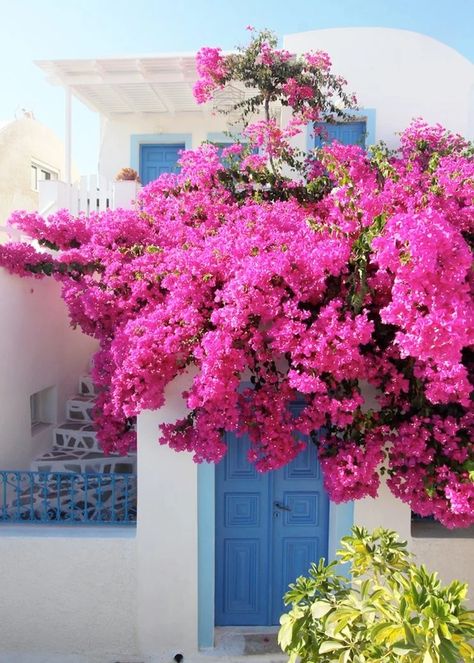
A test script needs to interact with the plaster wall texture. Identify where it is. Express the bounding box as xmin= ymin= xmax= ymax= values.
xmin=137 ymin=370 xmax=199 ymax=661
xmin=0 ymin=117 xmax=72 ymax=227
xmin=0 ymin=528 xmax=139 ymax=662
xmin=0 ymin=271 xmax=97 ymax=469
xmin=355 ymin=487 xmax=474 ymax=604
xmin=283 ymin=28 xmax=474 ymax=149
xmin=99 ymin=111 xmax=231 ymax=182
